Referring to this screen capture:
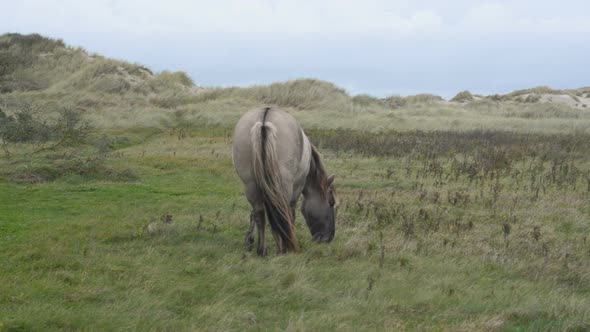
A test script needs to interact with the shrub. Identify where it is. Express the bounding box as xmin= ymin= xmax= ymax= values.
xmin=0 ymin=108 xmax=15 ymax=141
xmin=202 ymin=79 xmax=353 ymax=111
xmin=0 ymin=52 xmax=19 ymax=76
xmin=164 ymin=71 xmax=194 ymax=87
xmin=524 ymin=94 xmax=541 ymax=103
xmin=53 ymin=108 xmax=91 ymax=144
xmin=92 ymin=135 xmax=131 ymax=153
xmin=90 ymin=75 xmax=132 ymax=94
xmin=385 ymin=95 xmax=407 ymax=109
xmin=0 ymin=107 xmax=90 ymax=148
xmin=405 ymin=93 xmax=443 ymax=104
xmin=507 ymin=86 xmax=559 ymax=98
xmin=0 ymin=107 xmax=53 ymax=143
xmin=352 ymin=94 xmax=385 ymax=107
xmin=385 ymin=94 xmax=443 ymax=109
xmin=450 ymin=90 xmax=474 ymax=102
xmin=257 ymin=79 xmax=349 ymax=110
xmin=0 ymin=33 xmax=65 ymax=53
xmin=0 ymin=34 xmax=67 ymax=92
xmin=487 ymin=94 xmax=507 ymax=102
xmin=148 ymin=71 xmax=194 ymax=92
